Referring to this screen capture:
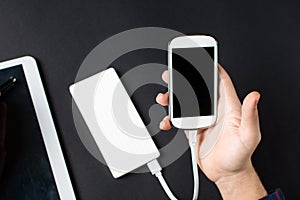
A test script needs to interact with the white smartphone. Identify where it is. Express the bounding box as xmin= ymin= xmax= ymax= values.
xmin=168 ymin=35 xmax=218 ymax=129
